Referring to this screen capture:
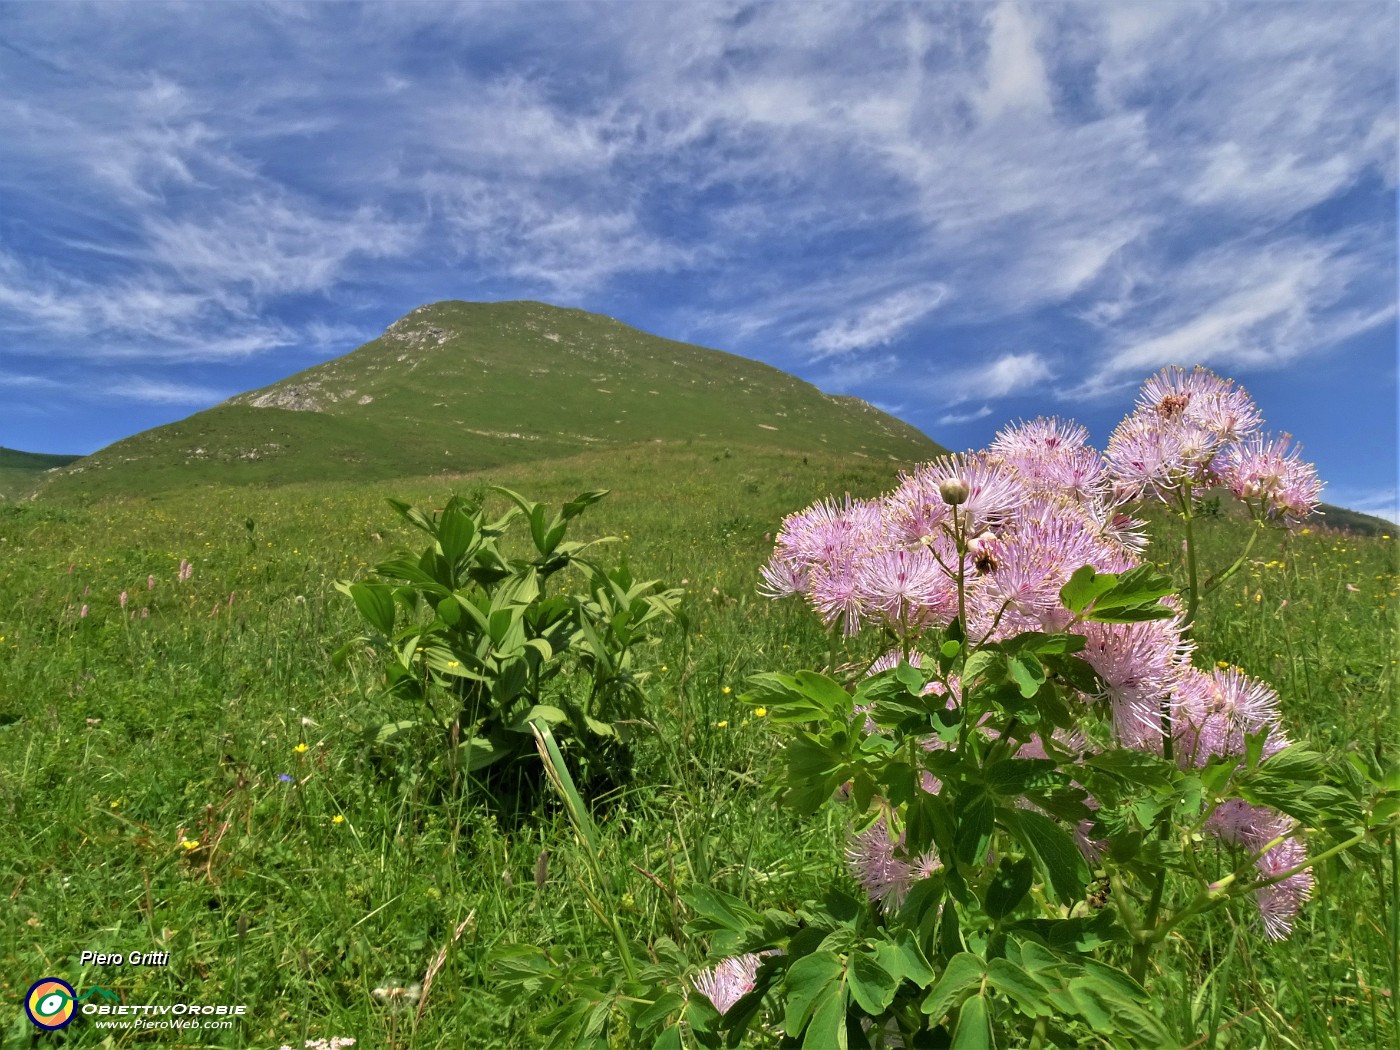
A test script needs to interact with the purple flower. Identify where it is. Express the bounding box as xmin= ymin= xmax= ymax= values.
xmin=845 ymin=823 xmax=942 ymax=911
xmin=1174 ymin=667 xmax=1285 ymax=765
xmin=693 ymin=953 xmax=769 ymax=1014
xmin=279 ymin=774 xmax=295 ymax=783
xmin=1214 ymin=432 xmax=1323 ymax=525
